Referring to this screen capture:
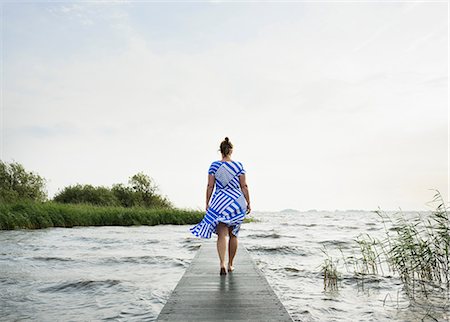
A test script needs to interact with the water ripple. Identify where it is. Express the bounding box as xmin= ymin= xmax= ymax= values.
xmin=39 ymin=279 xmax=121 ymax=293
